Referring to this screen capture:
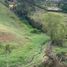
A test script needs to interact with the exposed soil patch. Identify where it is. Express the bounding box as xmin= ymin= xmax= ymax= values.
xmin=0 ymin=32 xmax=16 ymax=42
